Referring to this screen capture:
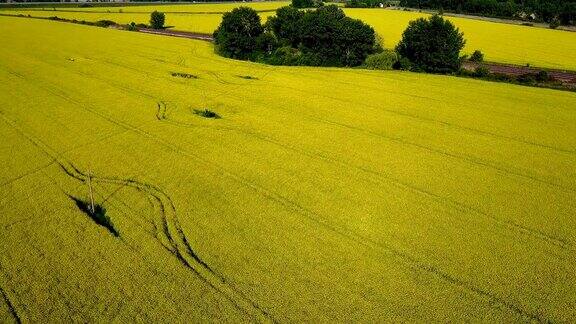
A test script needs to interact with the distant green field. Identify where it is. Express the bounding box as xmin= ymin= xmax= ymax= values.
xmin=3 ymin=3 xmax=576 ymax=70
xmin=1 ymin=15 xmax=575 ymax=322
